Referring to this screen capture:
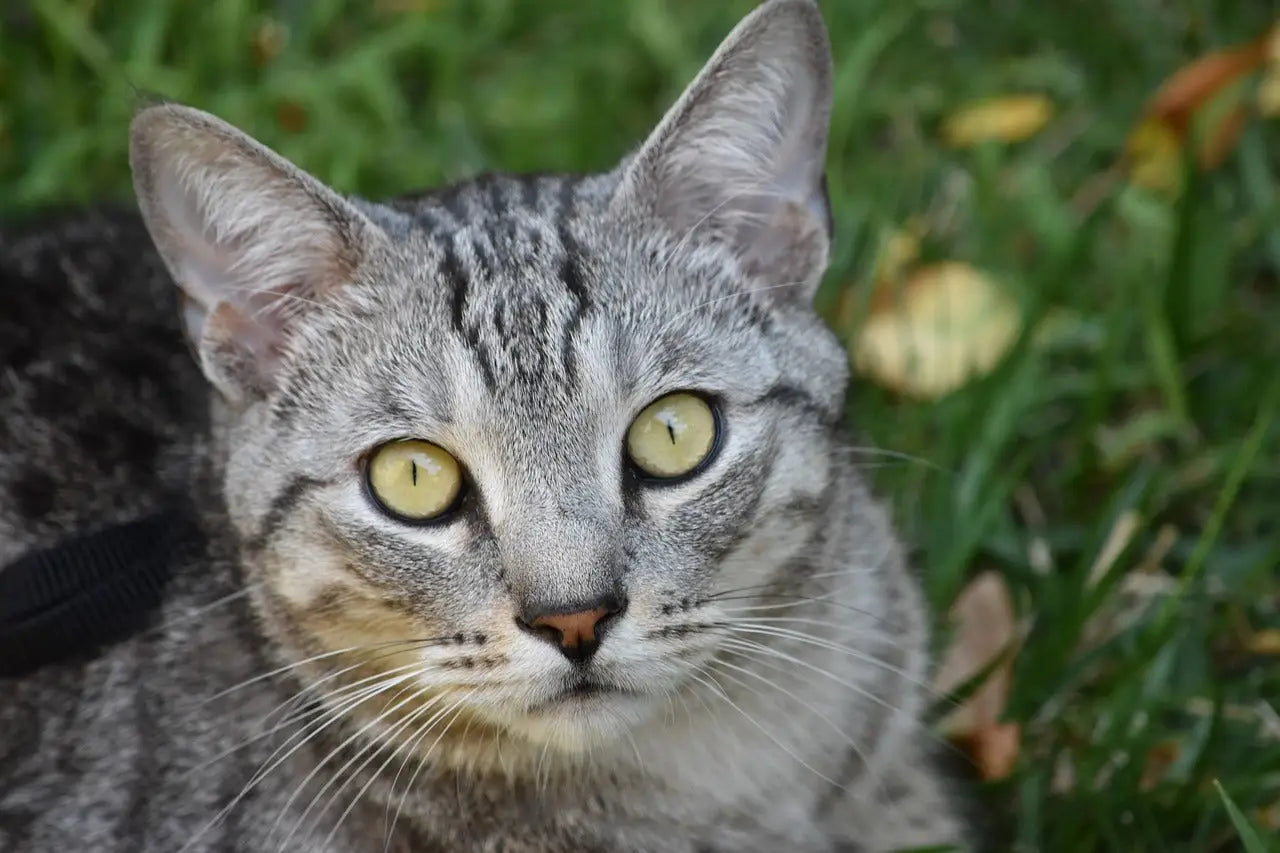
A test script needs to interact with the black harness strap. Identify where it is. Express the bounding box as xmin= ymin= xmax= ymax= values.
xmin=0 ymin=509 xmax=201 ymax=678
